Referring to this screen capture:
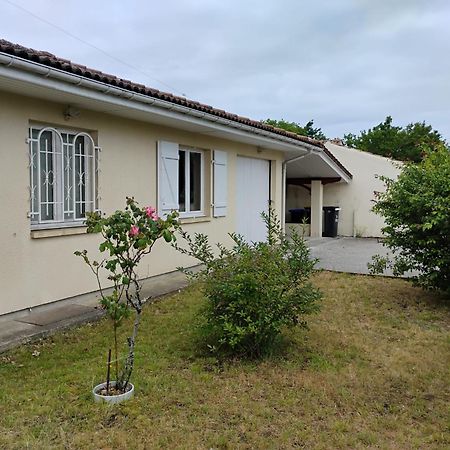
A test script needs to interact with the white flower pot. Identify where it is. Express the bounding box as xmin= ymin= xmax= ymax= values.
xmin=92 ymin=381 xmax=134 ymax=404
